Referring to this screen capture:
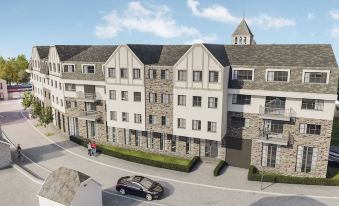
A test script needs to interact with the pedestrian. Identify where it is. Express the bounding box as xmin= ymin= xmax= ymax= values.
xmin=16 ymin=144 xmax=22 ymax=159
xmin=87 ymin=141 xmax=92 ymax=156
xmin=91 ymin=141 xmax=97 ymax=156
